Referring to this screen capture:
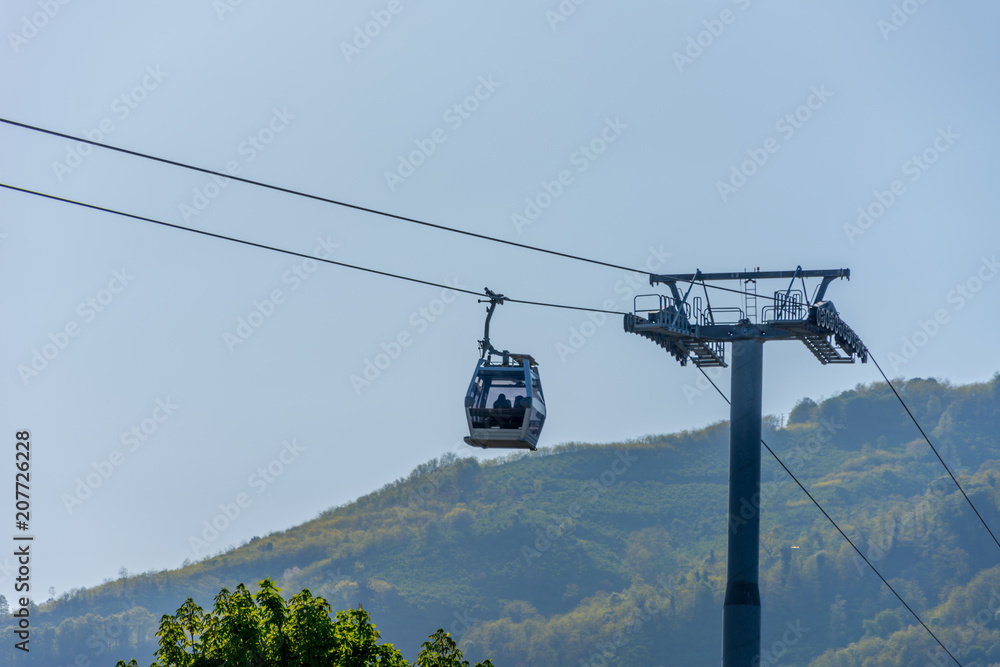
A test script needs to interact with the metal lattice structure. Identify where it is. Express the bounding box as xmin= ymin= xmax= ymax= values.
xmin=624 ymin=267 xmax=867 ymax=367
xmin=624 ymin=266 xmax=866 ymax=667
